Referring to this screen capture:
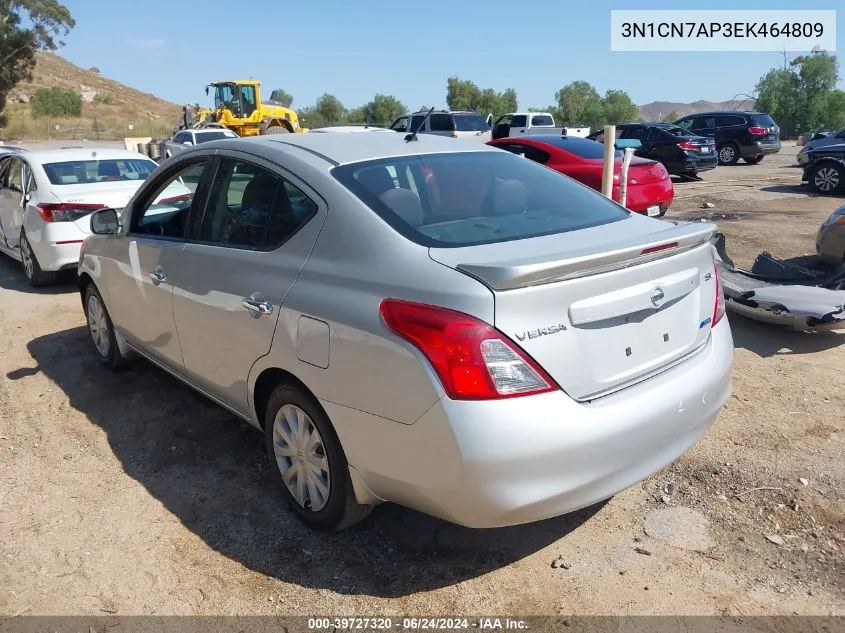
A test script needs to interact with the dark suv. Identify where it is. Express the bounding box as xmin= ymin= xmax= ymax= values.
xmin=674 ymin=111 xmax=781 ymax=166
